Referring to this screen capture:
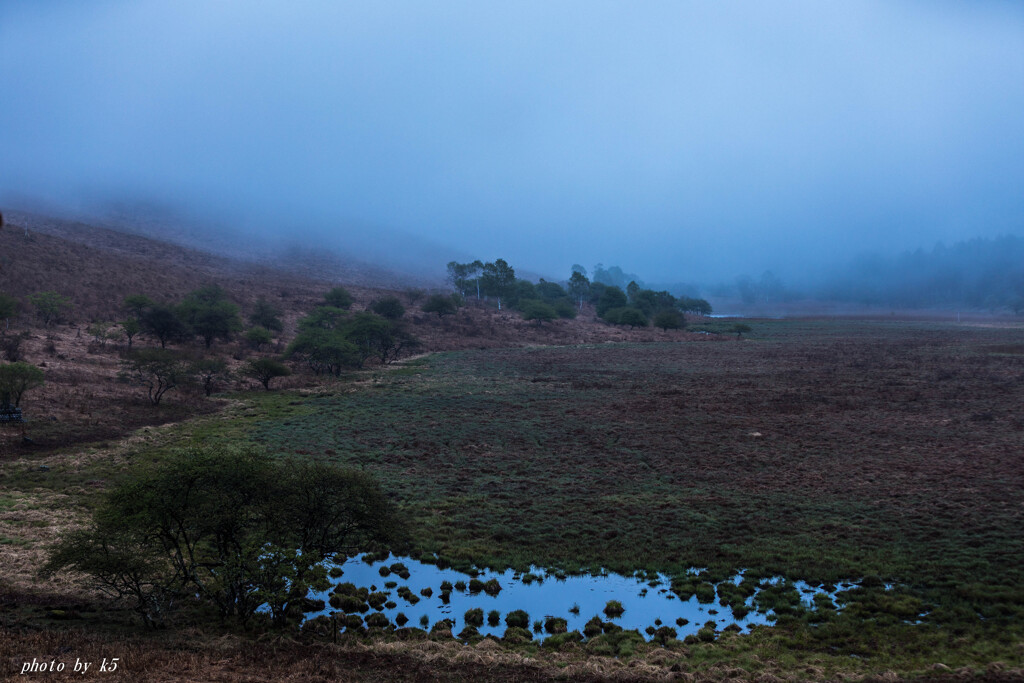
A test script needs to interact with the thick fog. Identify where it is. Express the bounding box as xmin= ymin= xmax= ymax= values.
xmin=2 ymin=1 xmax=1023 ymax=289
